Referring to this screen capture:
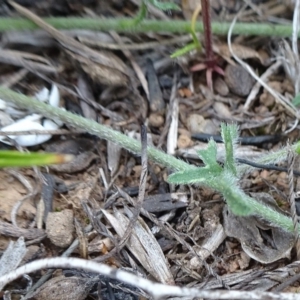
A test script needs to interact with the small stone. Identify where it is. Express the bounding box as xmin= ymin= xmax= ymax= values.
xmin=187 ymin=114 xmax=205 ymax=134
xmin=214 ymin=77 xmax=229 ymax=96
xmin=225 ymin=65 xmax=255 ymax=97
xmin=149 ymin=113 xmax=164 ymax=127
xmin=213 ymin=102 xmax=231 ymax=119
xmin=177 ymin=134 xmax=192 ymax=148
xmin=187 ymin=114 xmax=217 ymax=134
xmin=29 ymin=276 xmax=92 ymax=300
xmin=46 ymin=210 xmax=74 ymax=248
